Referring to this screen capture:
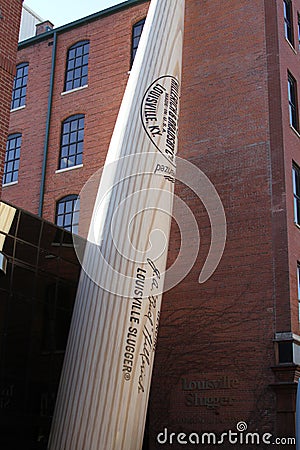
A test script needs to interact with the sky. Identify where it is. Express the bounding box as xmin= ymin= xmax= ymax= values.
xmin=23 ymin=0 xmax=126 ymax=28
